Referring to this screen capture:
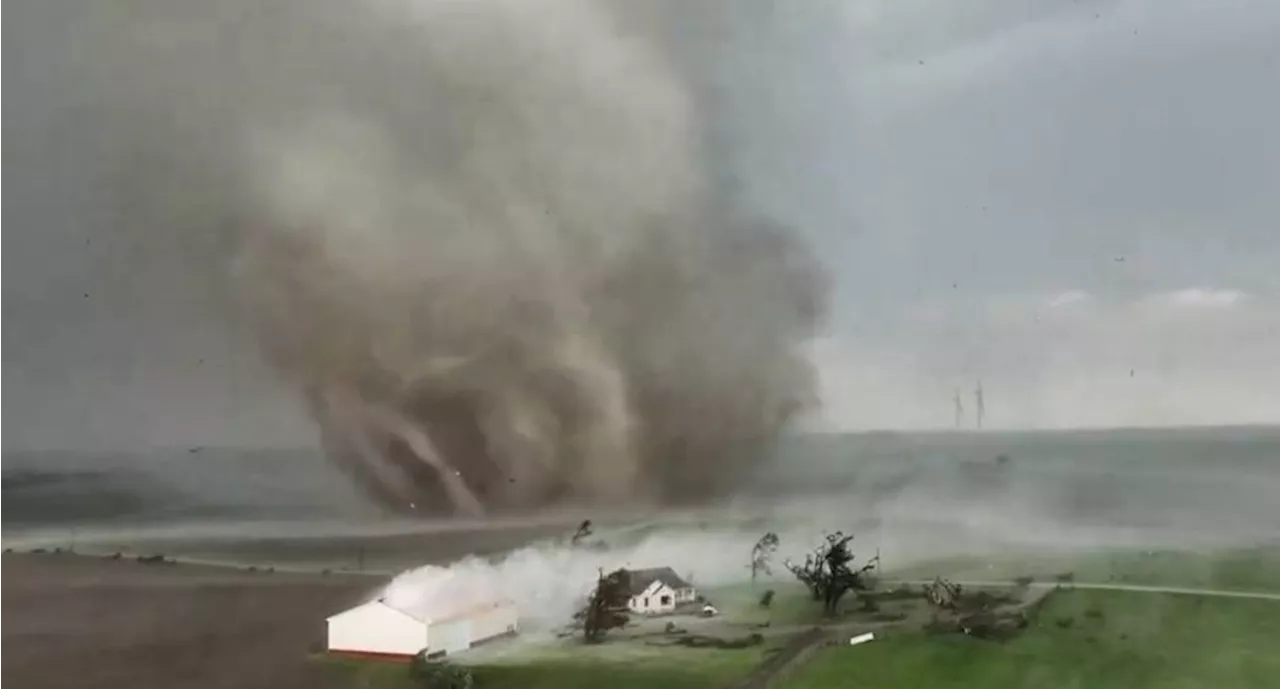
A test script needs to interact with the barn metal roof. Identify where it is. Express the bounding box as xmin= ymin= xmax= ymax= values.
xmin=382 ymin=596 xmax=516 ymax=624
